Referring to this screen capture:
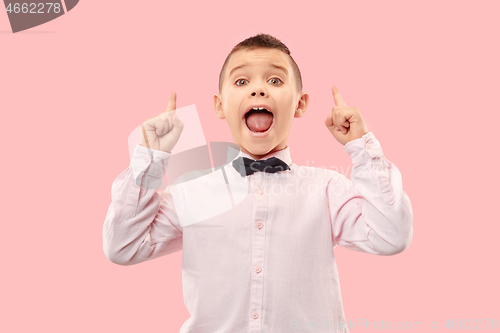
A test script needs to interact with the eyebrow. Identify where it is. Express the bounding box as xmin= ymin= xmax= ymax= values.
xmin=228 ymin=63 xmax=289 ymax=77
